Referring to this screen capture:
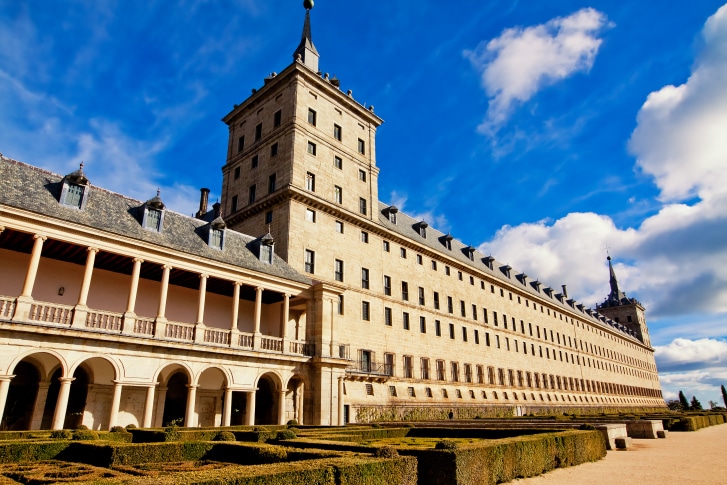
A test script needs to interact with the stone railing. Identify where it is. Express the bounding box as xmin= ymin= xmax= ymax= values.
xmin=133 ymin=317 xmax=155 ymax=336
xmin=86 ymin=310 xmax=123 ymax=332
xmin=204 ymin=327 xmax=230 ymax=345
xmin=261 ymin=336 xmax=283 ymax=352
xmin=239 ymin=332 xmax=254 ymax=349
xmin=0 ymin=296 xmax=15 ymax=319
xmin=289 ymin=341 xmax=314 ymax=356
xmin=29 ymin=302 xmax=73 ymax=325
xmin=165 ymin=321 xmax=195 ymax=342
